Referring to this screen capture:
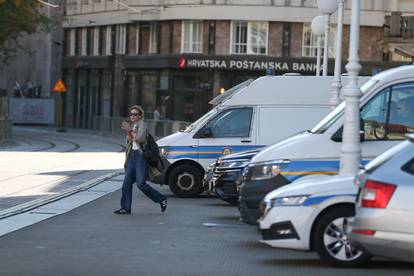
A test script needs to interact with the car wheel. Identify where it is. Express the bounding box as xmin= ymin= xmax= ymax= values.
xmin=168 ymin=164 xmax=204 ymax=198
xmin=313 ymin=206 xmax=371 ymax=267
